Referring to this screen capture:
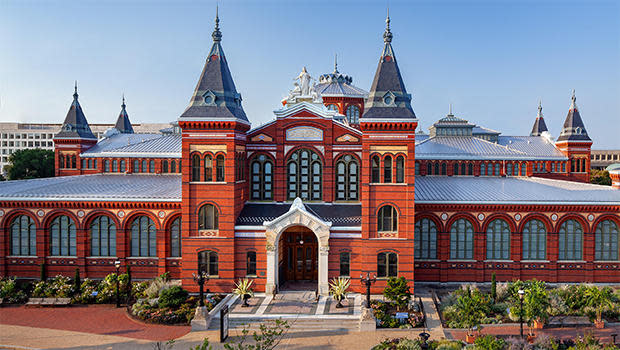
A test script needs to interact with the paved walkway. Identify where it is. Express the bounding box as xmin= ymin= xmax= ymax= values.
xmin=416 ymin=289 xmax=446 ymax=340
xmin=446 ymin=324 xmax=620 ymax=343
